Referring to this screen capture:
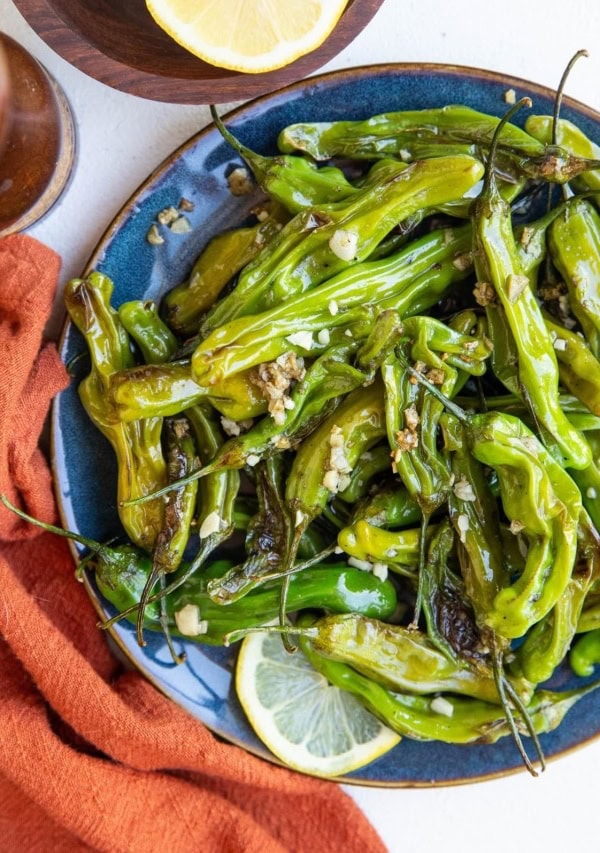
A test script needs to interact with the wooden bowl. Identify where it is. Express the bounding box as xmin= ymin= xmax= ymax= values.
xmin=12 ymin=0 xmax=385 ymax=104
